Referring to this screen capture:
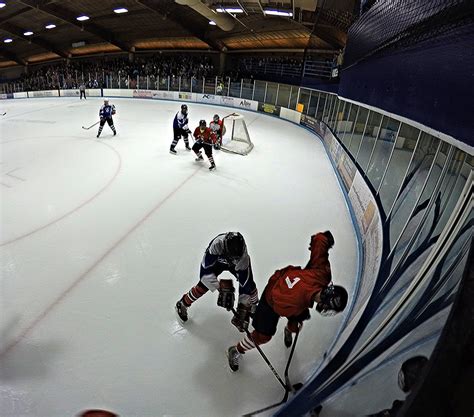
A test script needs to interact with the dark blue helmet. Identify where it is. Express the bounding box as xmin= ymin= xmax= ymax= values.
xmin=316 ymin=284 xmax=348 ymax=316
xmin=225 ymin=232 xmax=244 ymax=258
